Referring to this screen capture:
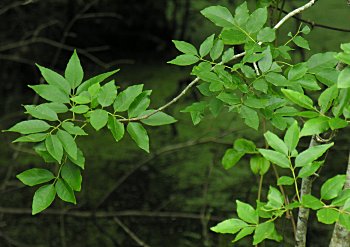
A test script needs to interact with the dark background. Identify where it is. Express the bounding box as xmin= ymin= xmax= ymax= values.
xmin=0 ymin=0 xmax=350 ymax=246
